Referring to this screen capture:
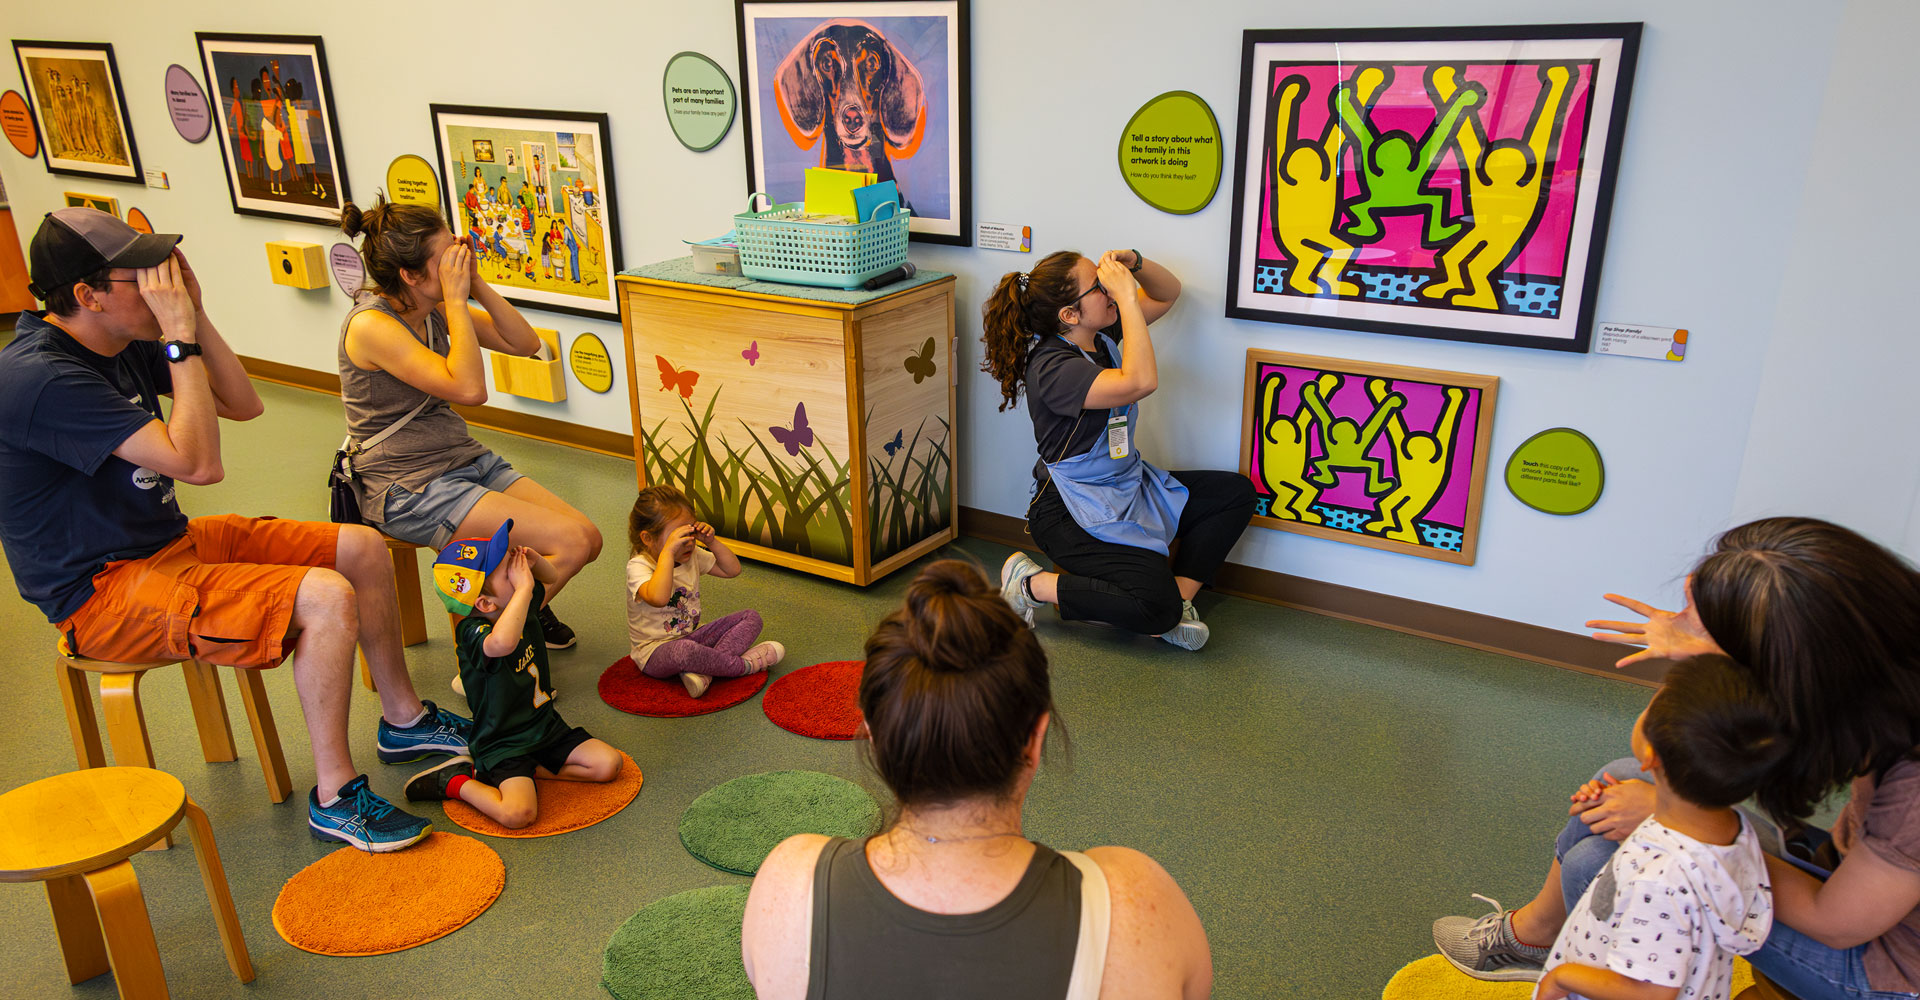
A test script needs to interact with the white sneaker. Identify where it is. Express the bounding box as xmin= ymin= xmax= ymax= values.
xmin=1000 ymin=551 xmax=1044 ymax=628
xmin=1157 ymin=600 xmax=1210 ymax=651
xmin=742 ymin=641 xmax=786 ymax=673
xmin=680 ymin=673 xmax=712 ymax=698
